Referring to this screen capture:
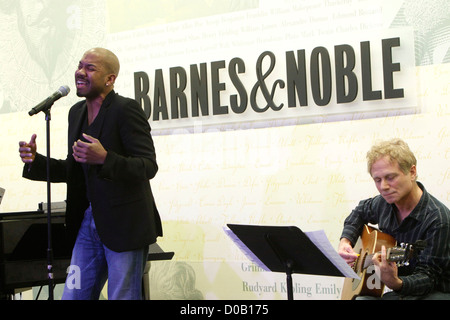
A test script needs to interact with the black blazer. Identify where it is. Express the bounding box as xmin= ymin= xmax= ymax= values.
xmin=24 ymin=91 xmax=162 ymax=252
